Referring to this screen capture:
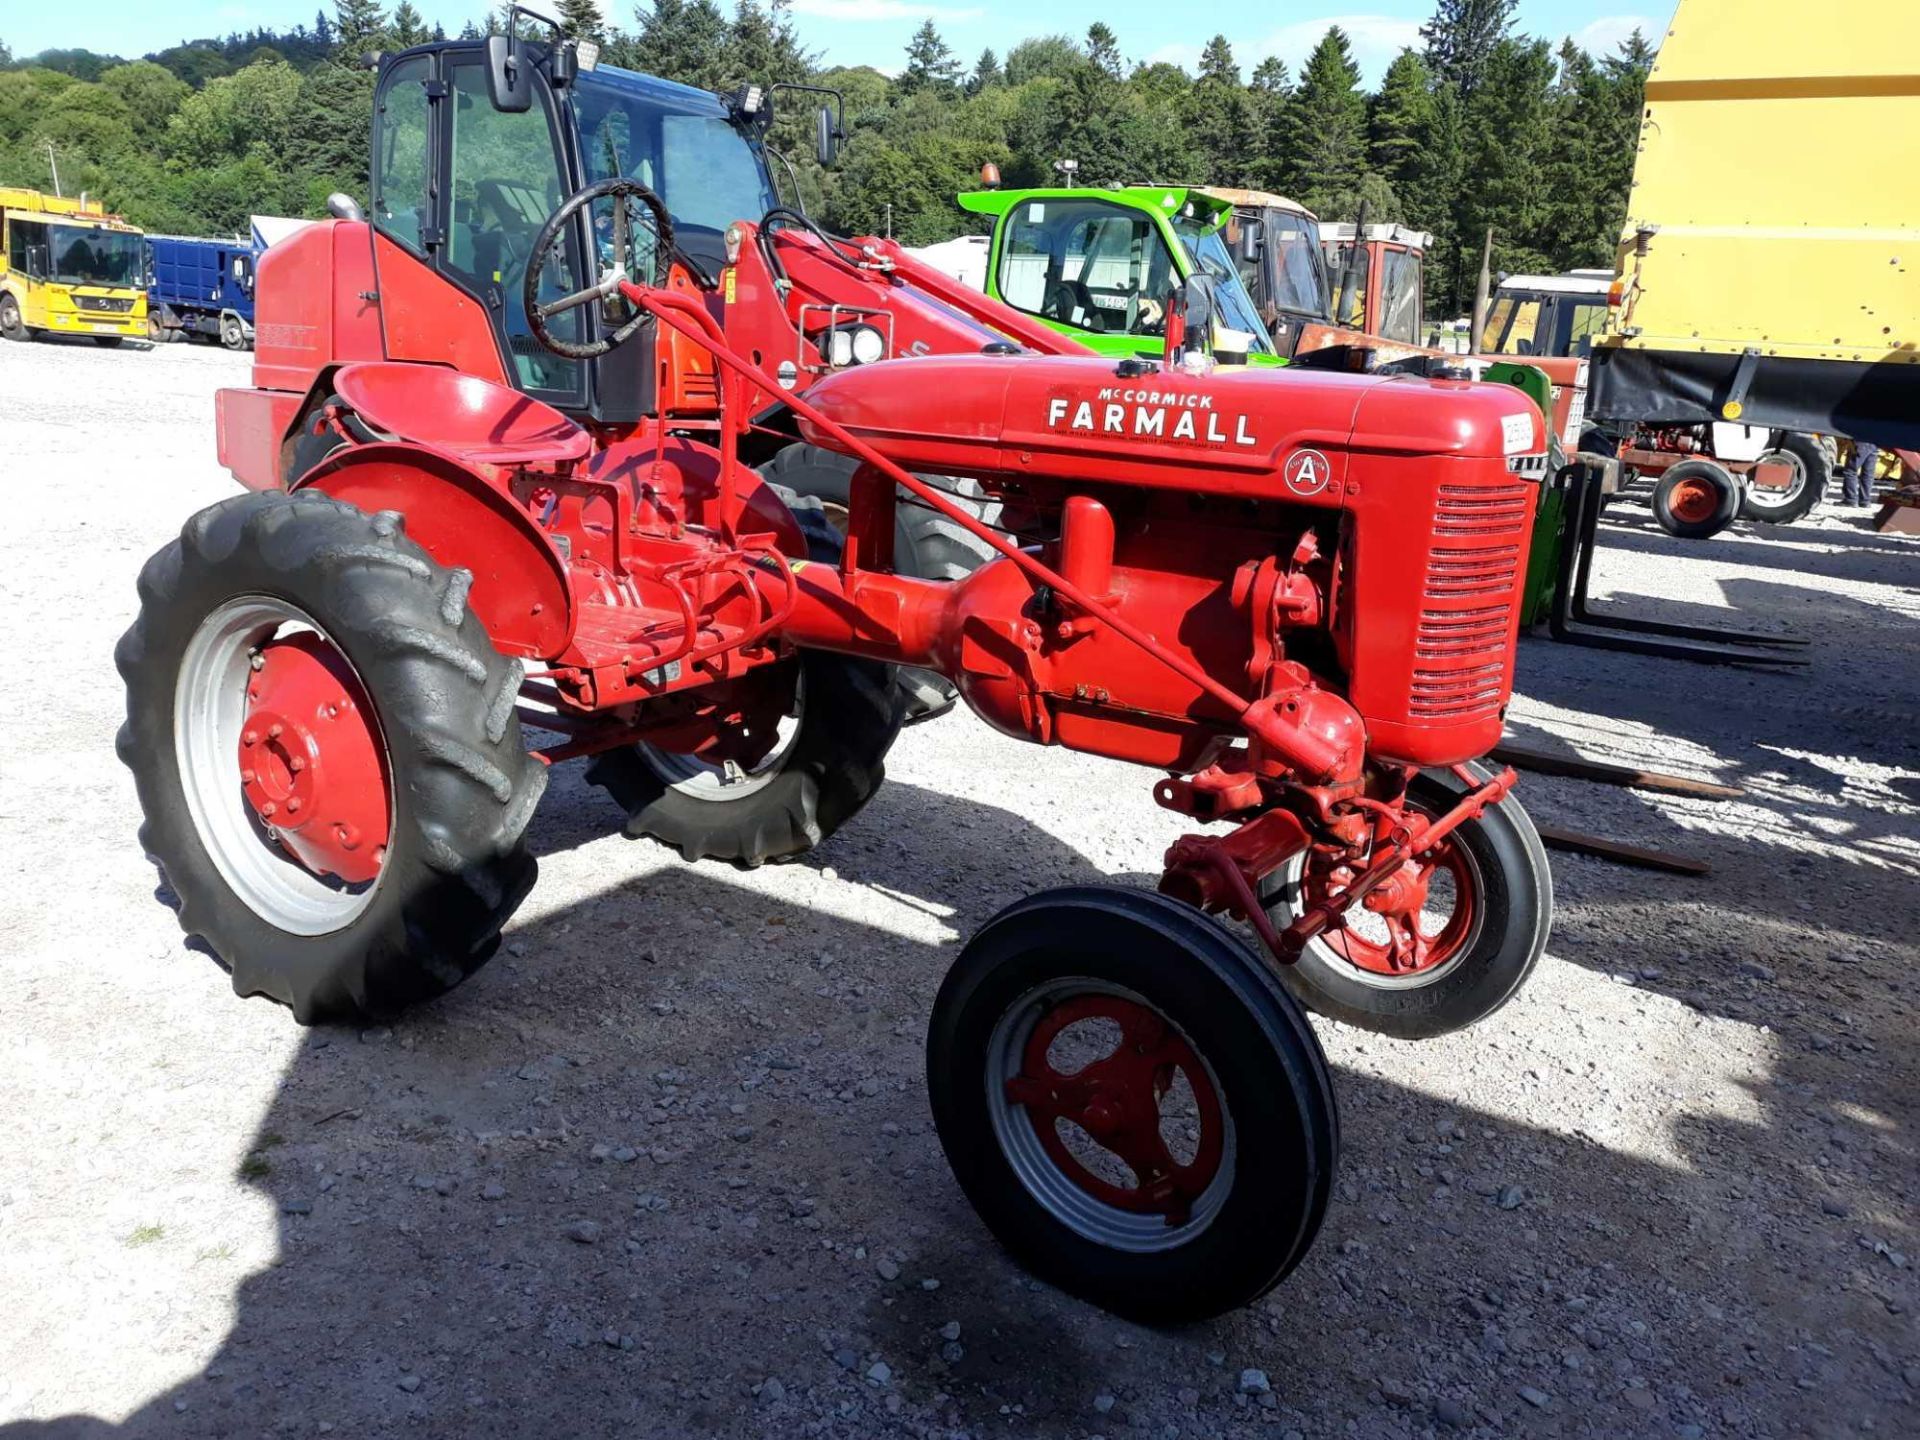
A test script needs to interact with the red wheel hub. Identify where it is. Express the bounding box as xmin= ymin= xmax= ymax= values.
xmin=238 ymin=632 xmax=389 ymax=884
xmin=1668 ymin=476 xmax=1720 ymax=524
xmin=1004 ymin=996 xmax=1224 ymax=1223
xmin=1308 ymin=835 xmax=1477 ymax=978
